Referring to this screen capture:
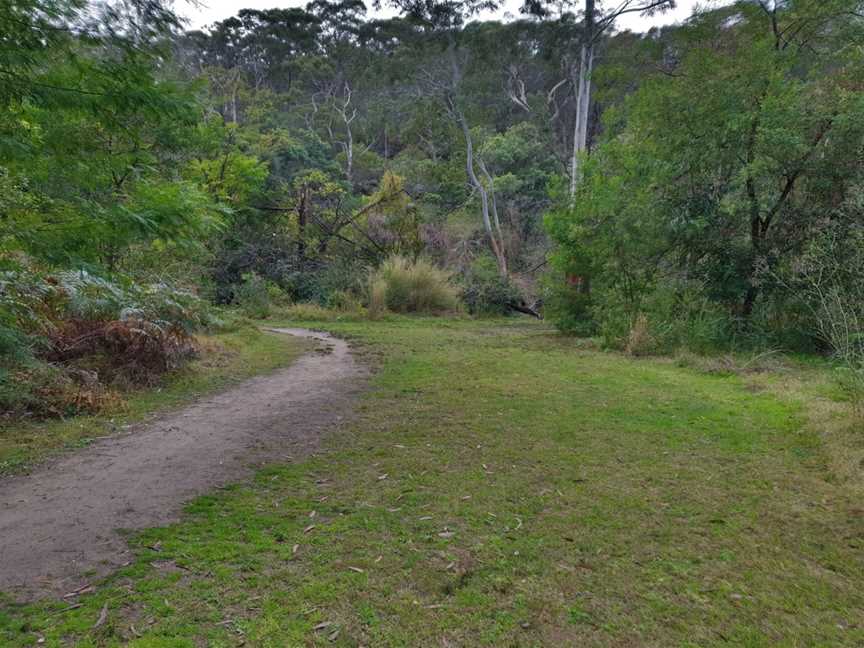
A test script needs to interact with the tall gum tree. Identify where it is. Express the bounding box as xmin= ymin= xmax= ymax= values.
xmin=522 ymin=0 xmax=676 ymax=197
xmin=376 ymin=0 xmax=509 ymax=275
